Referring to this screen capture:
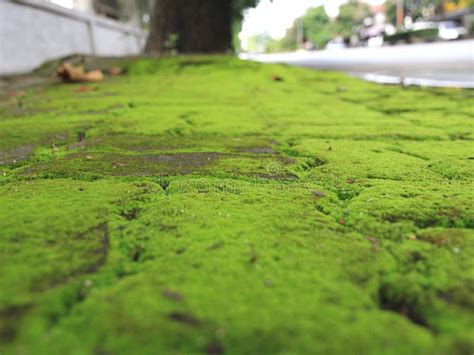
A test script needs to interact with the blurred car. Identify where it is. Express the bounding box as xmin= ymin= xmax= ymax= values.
xmin=303 ymin=41 xmax=316 ymax=51
xmin=411 ymin=21 xmax=437 ymax=31
xmin=438 ymin=21 xmax=468 ymax=40
xmin=325 ymin=40 xmax=347 ymax=50
xmin=367 ymin=36 xmax=384 ymax=48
